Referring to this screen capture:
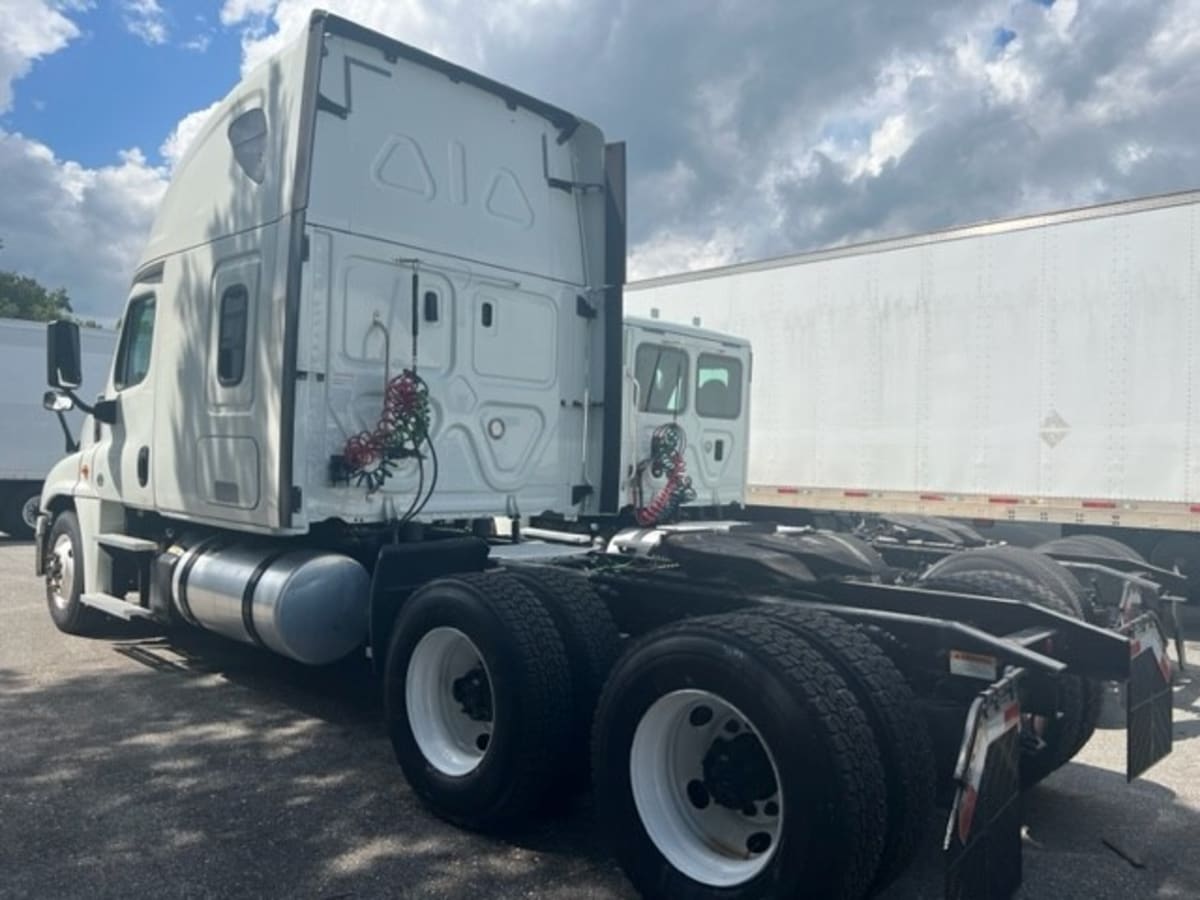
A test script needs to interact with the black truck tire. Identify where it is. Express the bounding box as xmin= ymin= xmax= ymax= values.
xmin=1038 ymin=535 xmax=1145 ymax=562
xmin=383 ymin=572 xmax=573 ymax=830
xmin=592 ymin=612 xmax=886 ymax=900
xmin=919 ymin=569 xmax=1098 ymax=786
xmin=762 ymin=606 xmax=935 ymax=892
xmin=1 ymin=484 xmax=39 ymax=539
xmin=504 ymin=564 xmax=621 ymax=789
xmin=44 ymin=510 xmax=99 ymax=635
xmin=925 ymin=545 xmax=1093 ymax=622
